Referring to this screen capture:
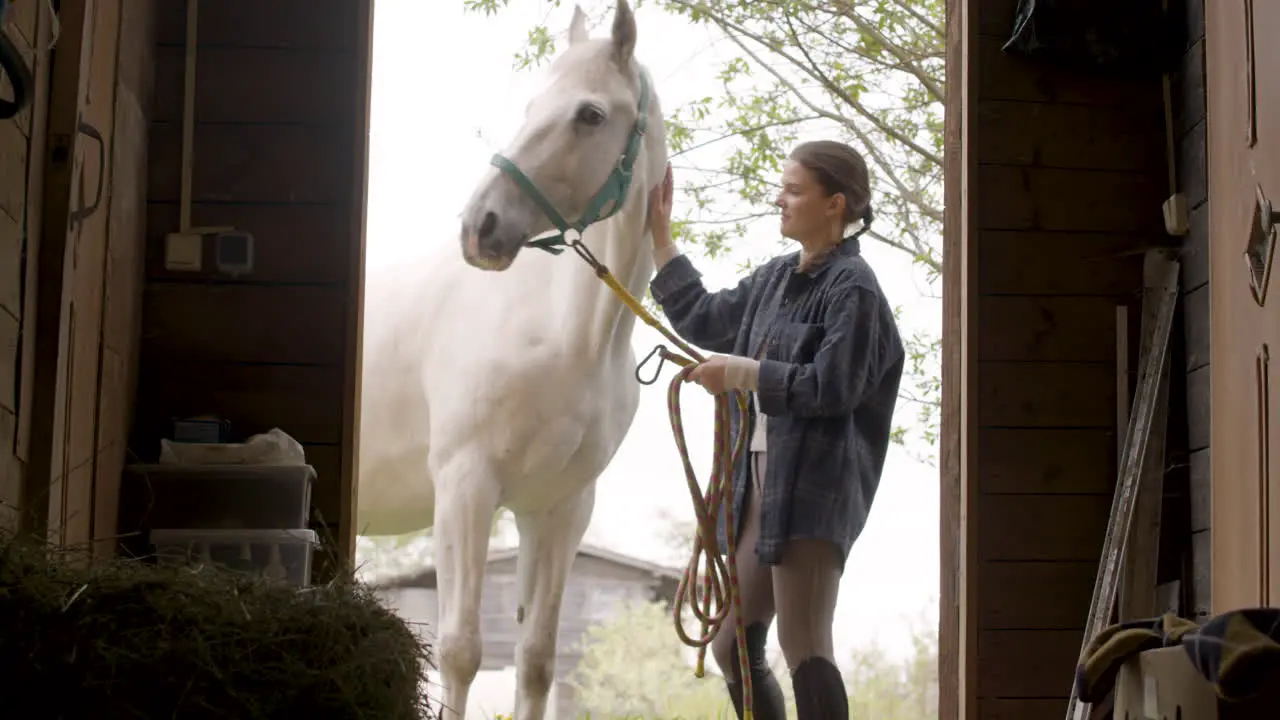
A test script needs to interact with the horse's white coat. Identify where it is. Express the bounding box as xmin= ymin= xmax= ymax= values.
xmin=356 ymin=3 xmax=667 ymax=718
